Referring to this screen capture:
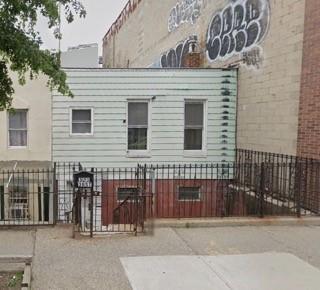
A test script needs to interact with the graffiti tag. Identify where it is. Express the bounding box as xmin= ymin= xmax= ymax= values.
xmin=168 ymin=0 xmax=205 ymax=32
xmin=206 ymin=0 xmax=270 ymax=62
xmin=242 ymin=47 xmax=263 ymax=68
xmin=160 ymin=36 xmax=198 ymax=68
